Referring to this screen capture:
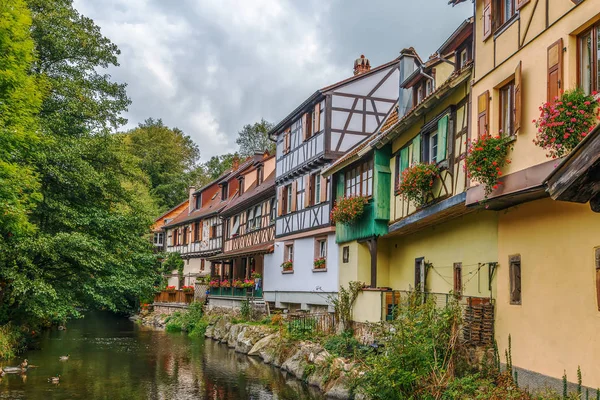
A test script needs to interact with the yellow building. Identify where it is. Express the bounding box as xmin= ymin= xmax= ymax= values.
xmin=324 ymin=20 xmax=497 ymax=335
xmin=450 ymin=0 xmax=600 ymax=390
